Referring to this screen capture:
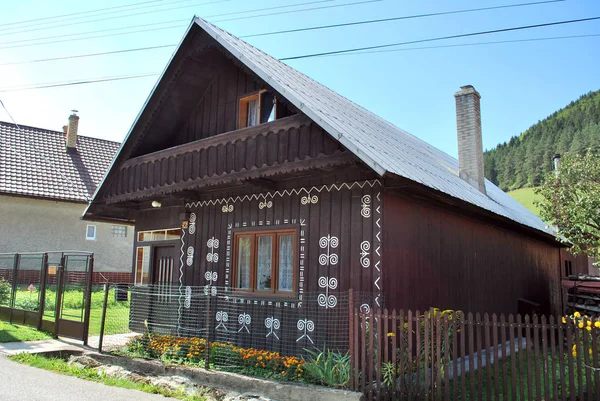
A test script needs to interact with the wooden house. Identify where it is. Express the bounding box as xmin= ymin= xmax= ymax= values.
xmin=84 ymin=17 xmax=568 ymax=318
